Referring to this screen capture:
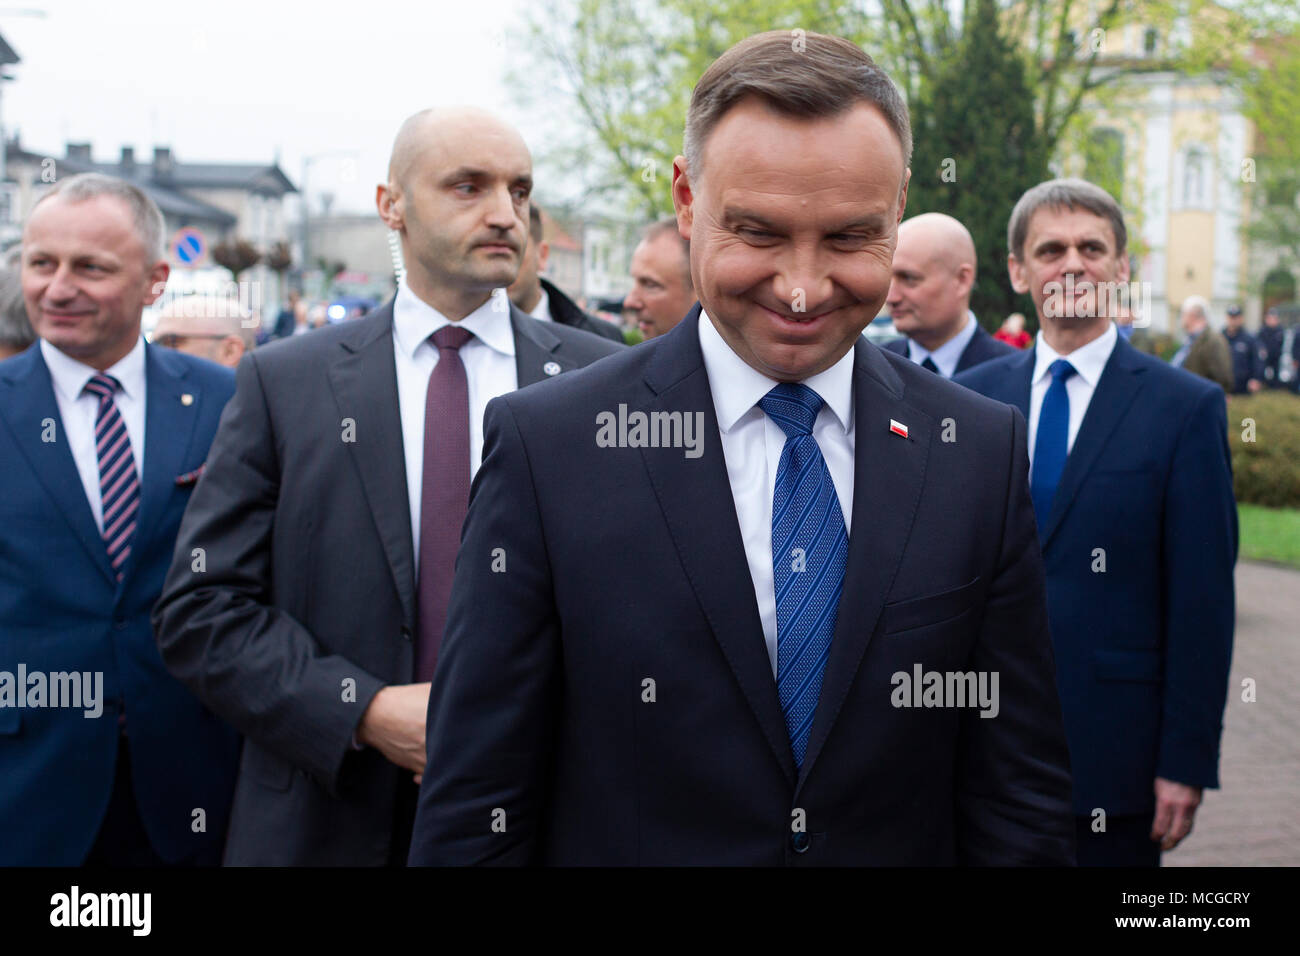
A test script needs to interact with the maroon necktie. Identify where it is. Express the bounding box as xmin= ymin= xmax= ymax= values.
xmin=415 ymin=325 xmax=475 ymax=682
